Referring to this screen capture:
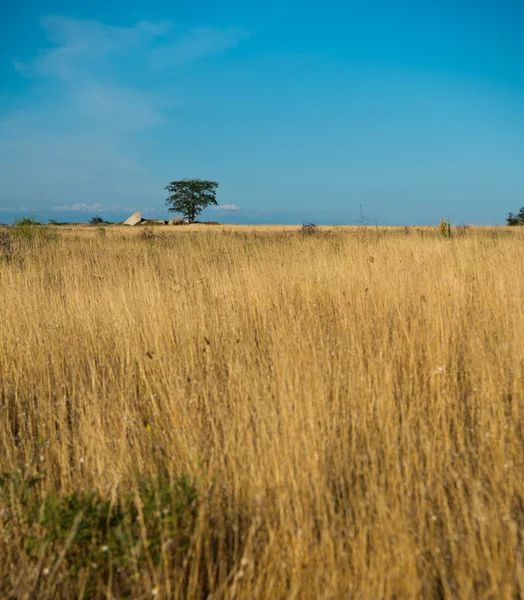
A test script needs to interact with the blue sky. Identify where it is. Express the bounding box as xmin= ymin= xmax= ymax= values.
xmin=1 ymin=0 xmax=523 ymax=224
